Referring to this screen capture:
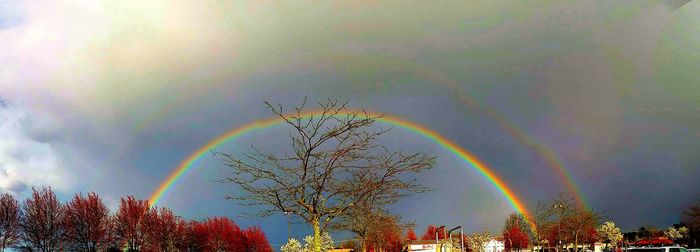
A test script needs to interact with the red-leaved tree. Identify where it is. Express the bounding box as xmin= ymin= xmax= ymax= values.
xmin=0 ymin=193 xmax=20 ymax=251
xmin=421 ymin=225 xmax=445 ymax=240
xmin=192 ymin=217 xmax=242 ymax=251
xmin=114 ymin=196 xmax=150 ymax=251
xmin=406 ymin=228 xmax=417 ymax=241
xmin=503 ymin=226 xmax=529 ymax=252
xmin=63 ymin=192 xmax=111 ymax=252
xmin=241 ymin=226 xmax=272 ymax=252
xmin=20 ymin=187 xmax=65 ymax=251
xmin=145 ymin=206 xmax=183 ymax=252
